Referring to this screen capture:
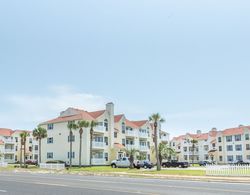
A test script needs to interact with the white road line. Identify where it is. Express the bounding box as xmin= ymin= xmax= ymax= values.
xmin=0 ymin=190 xmax=7 ymax=193
xmin=34 ymin=182 xmax=68 ymax=187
